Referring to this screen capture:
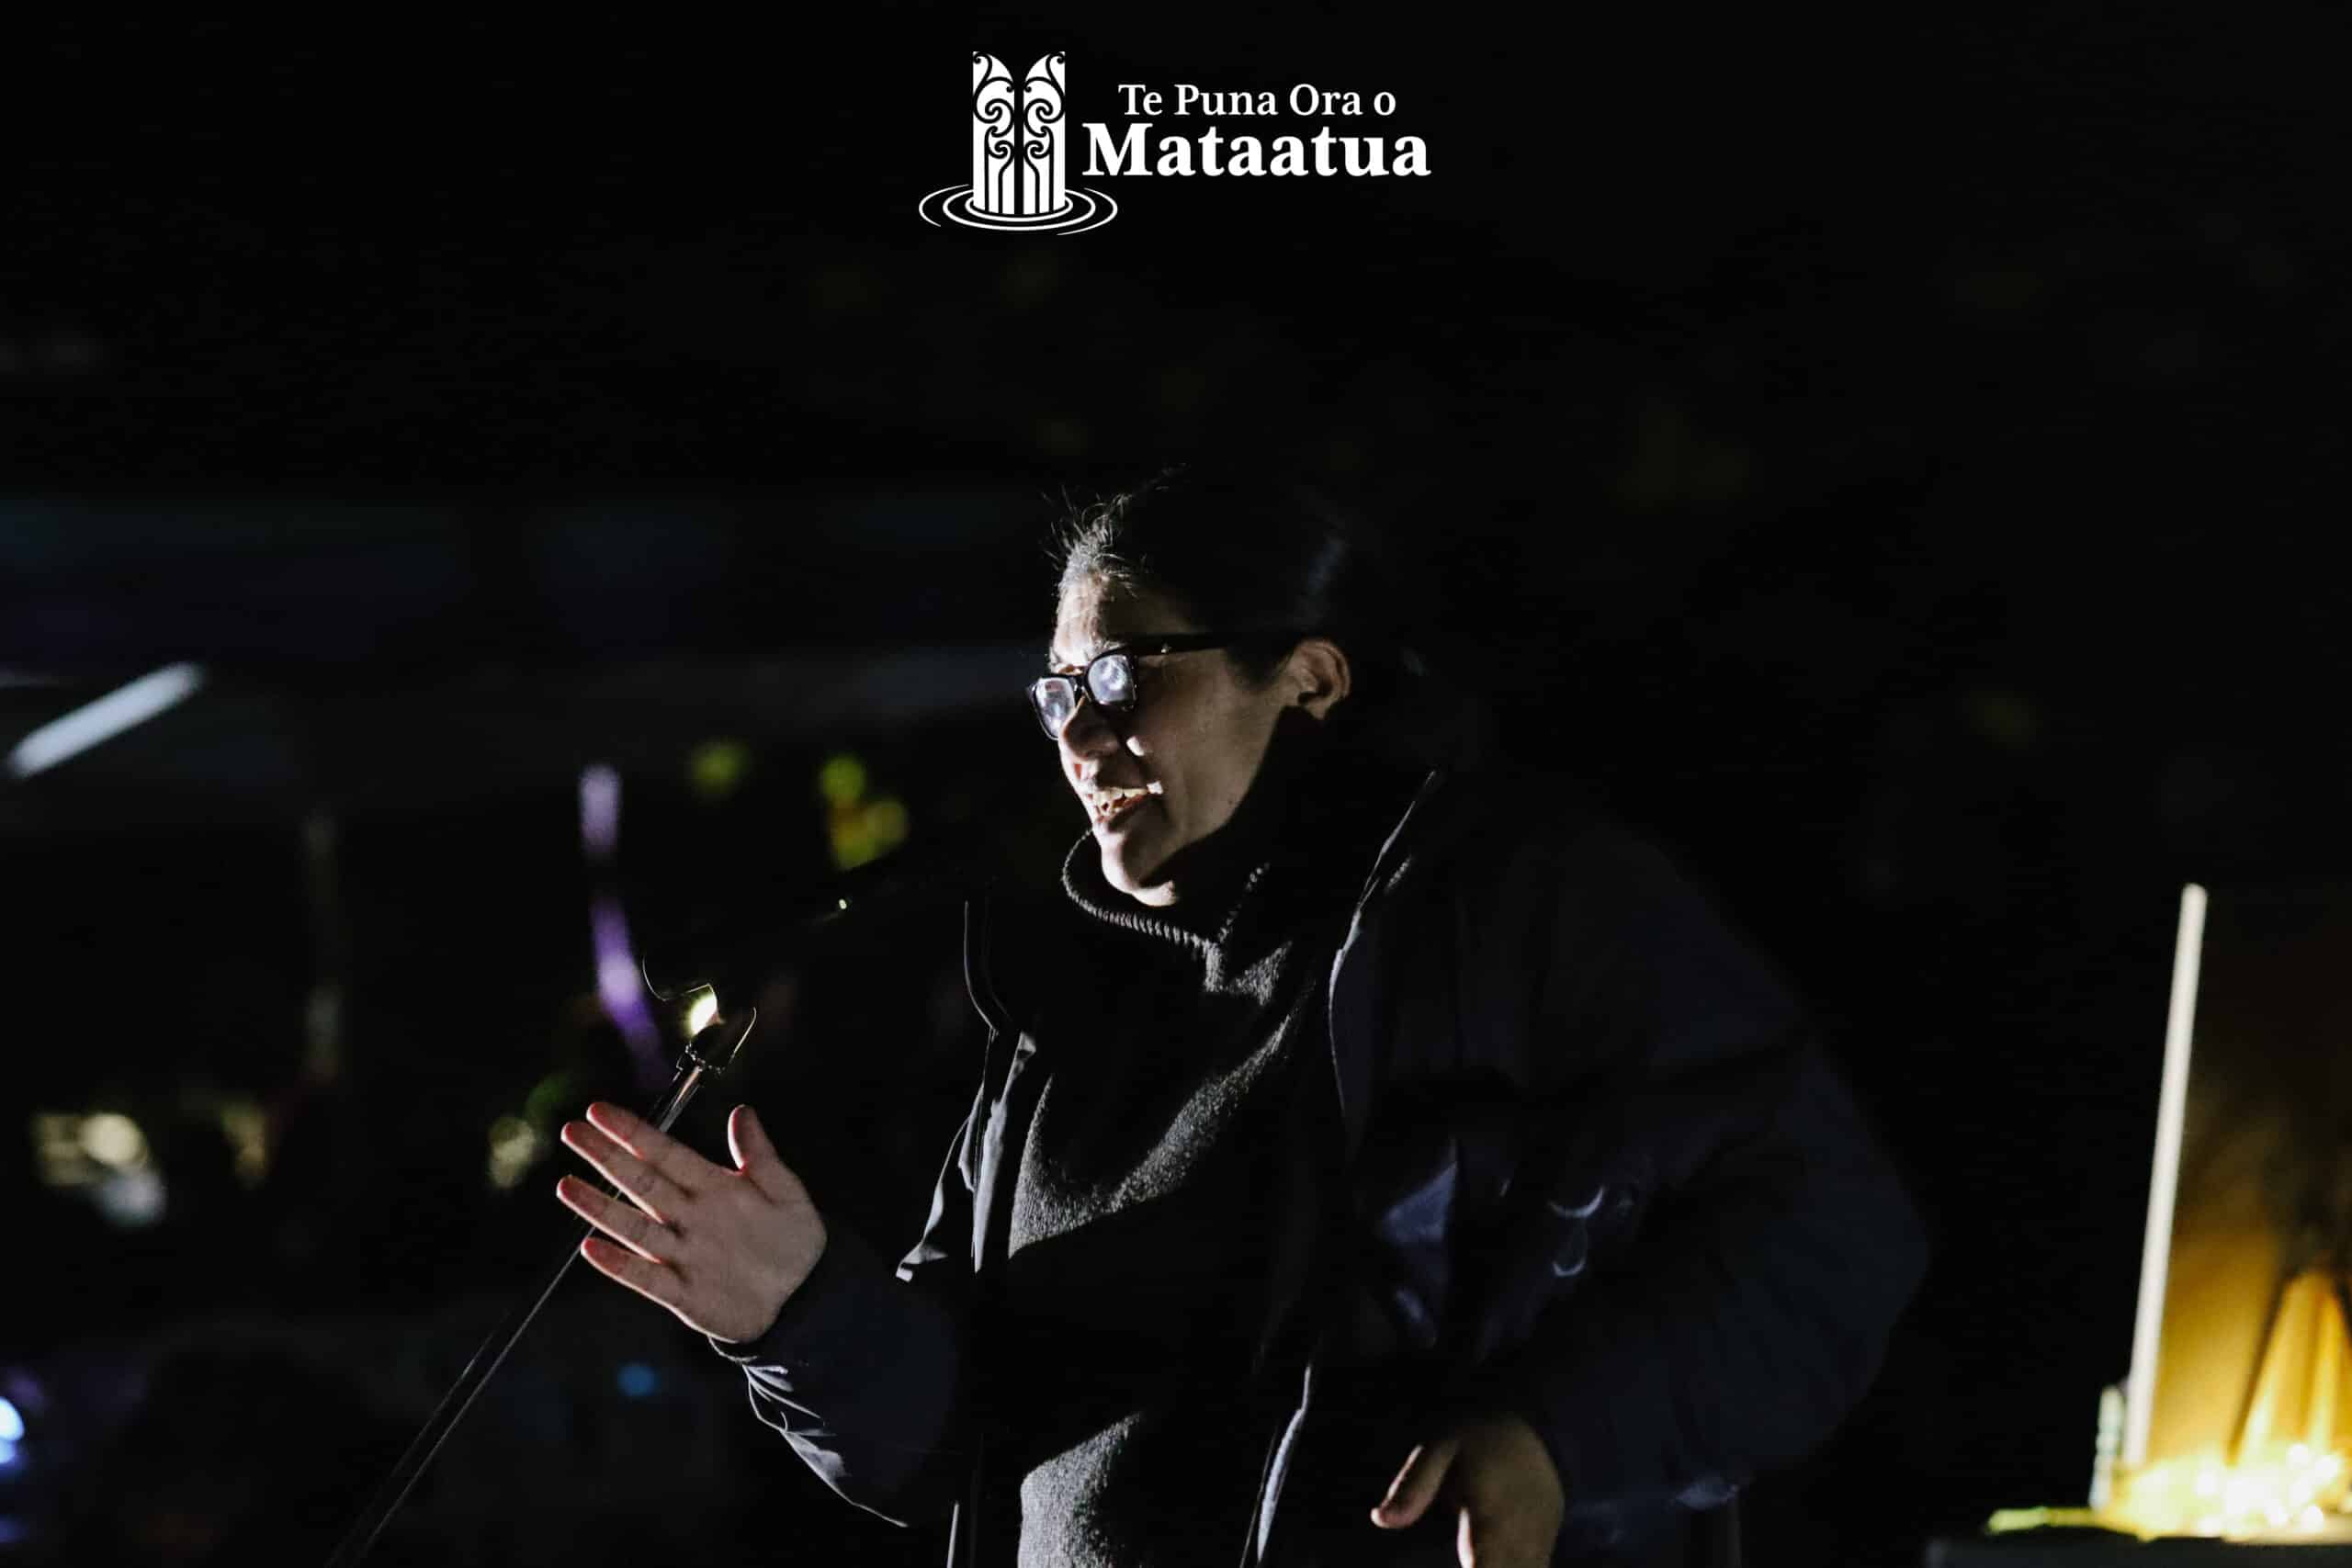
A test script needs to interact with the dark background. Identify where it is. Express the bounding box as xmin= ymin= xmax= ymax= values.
xmin=4 ymin=6 xmax=2347 ymax=1564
